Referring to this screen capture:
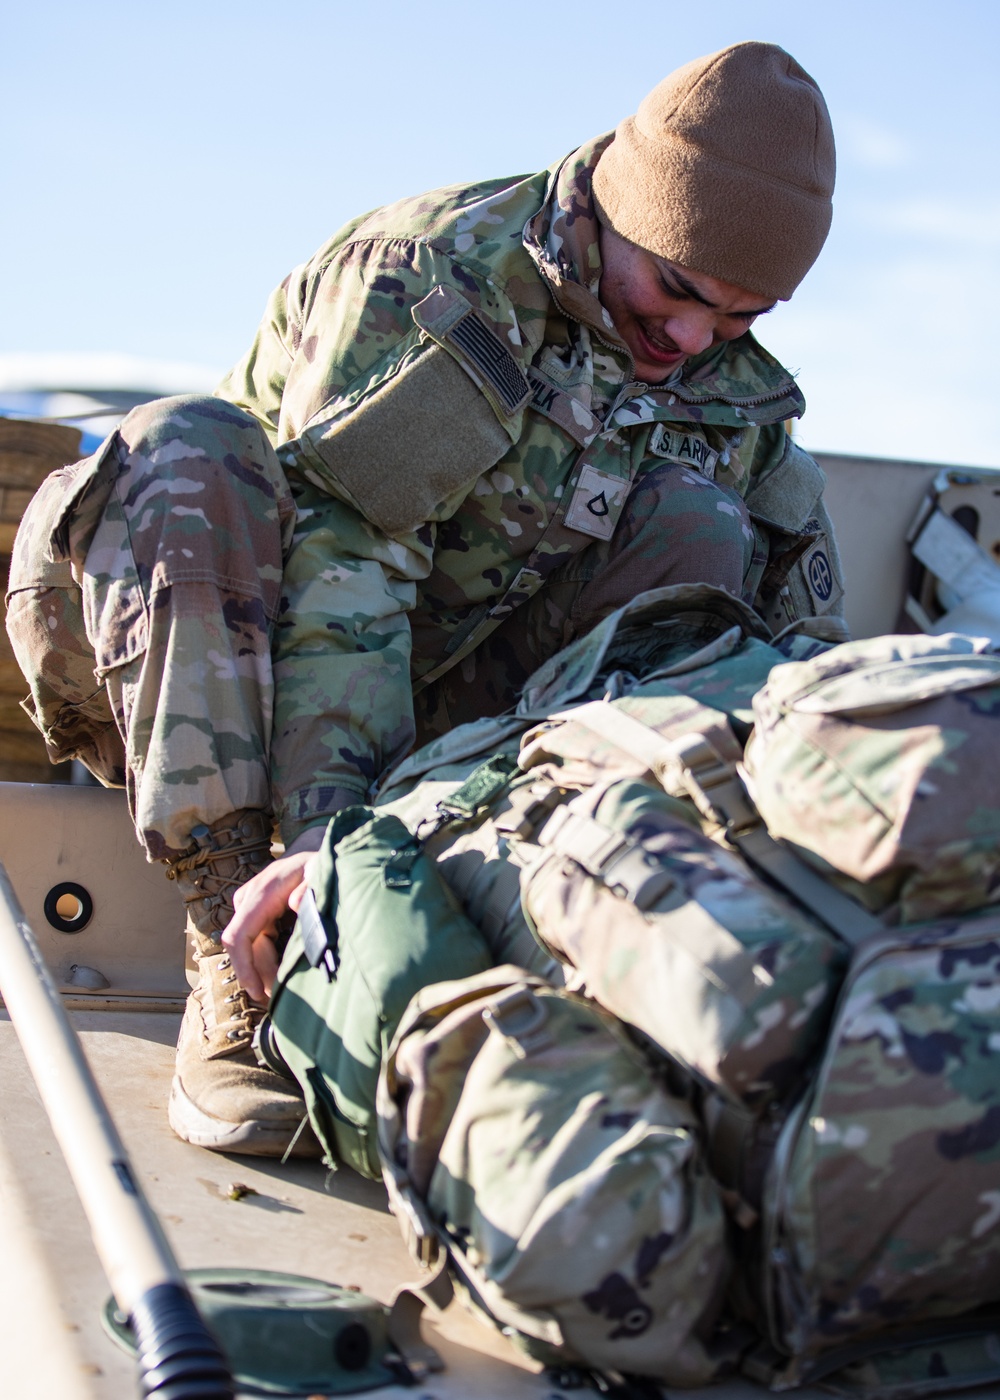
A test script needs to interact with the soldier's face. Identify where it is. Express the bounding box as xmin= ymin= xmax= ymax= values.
xmin=597 ymin=225 xmax=776 ymax=383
